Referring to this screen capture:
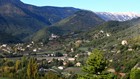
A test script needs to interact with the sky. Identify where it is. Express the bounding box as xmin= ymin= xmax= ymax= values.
xmin=21 ymin=0 xmax=140 ymax=13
